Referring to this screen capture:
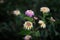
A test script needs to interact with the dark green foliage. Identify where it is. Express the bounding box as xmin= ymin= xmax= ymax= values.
xmin=0 ymin=0 xmax=60 ymax=40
